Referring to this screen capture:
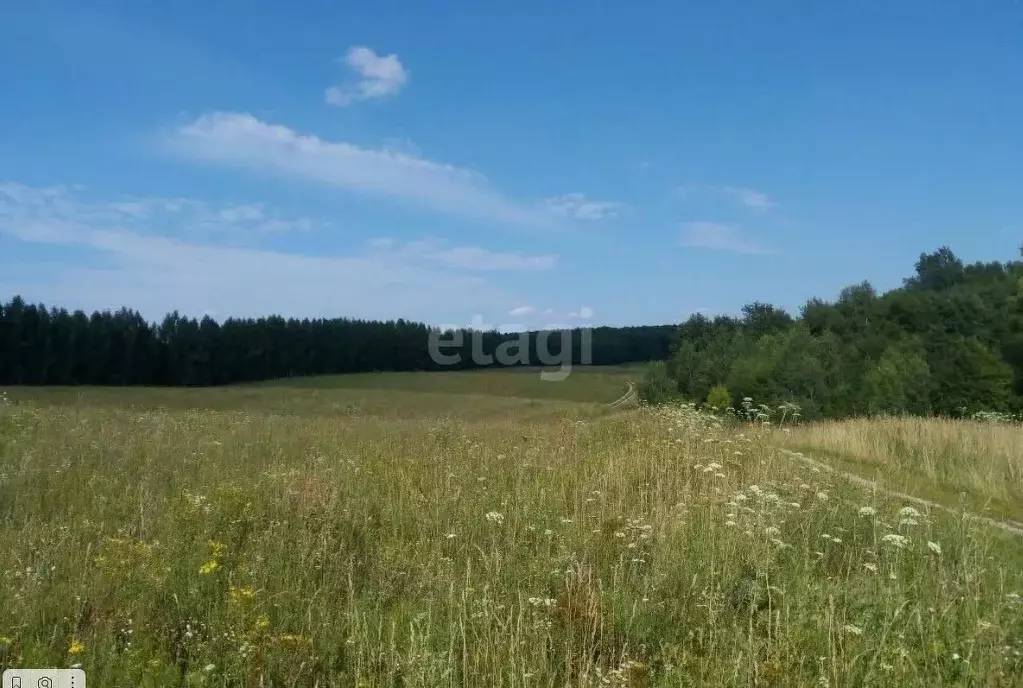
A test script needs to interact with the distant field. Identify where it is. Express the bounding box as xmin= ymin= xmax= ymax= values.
xmin=2 ymin=380 xmax=1022 ymax=684
xmin=252 ymin=365 xmax=637 ymax=402
xmin=3 ymin=365 xmax=638 ymax=417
